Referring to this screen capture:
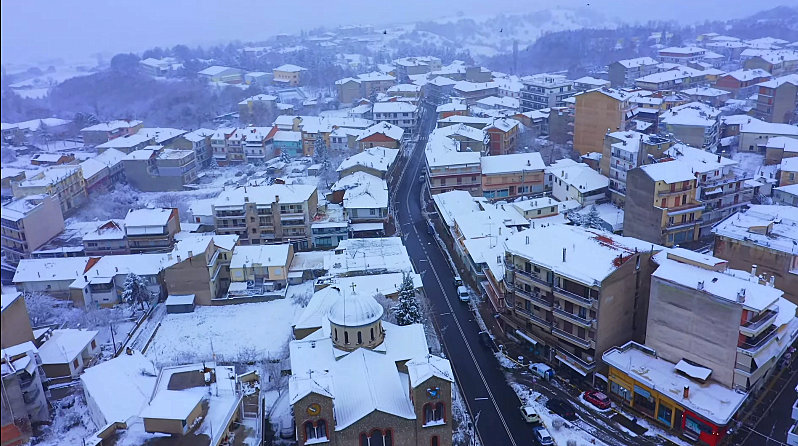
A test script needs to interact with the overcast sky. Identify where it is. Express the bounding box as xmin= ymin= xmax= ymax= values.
xmin=1 ymin=0 xmax=792 ymax=67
